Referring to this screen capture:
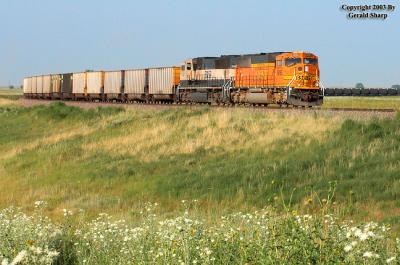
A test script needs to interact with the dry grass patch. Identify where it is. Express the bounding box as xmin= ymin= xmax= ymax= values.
xmin=0 ymin=98 xmax=18 ymax=106
xmin=85 ymin=109 xmax=341 ymax=162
